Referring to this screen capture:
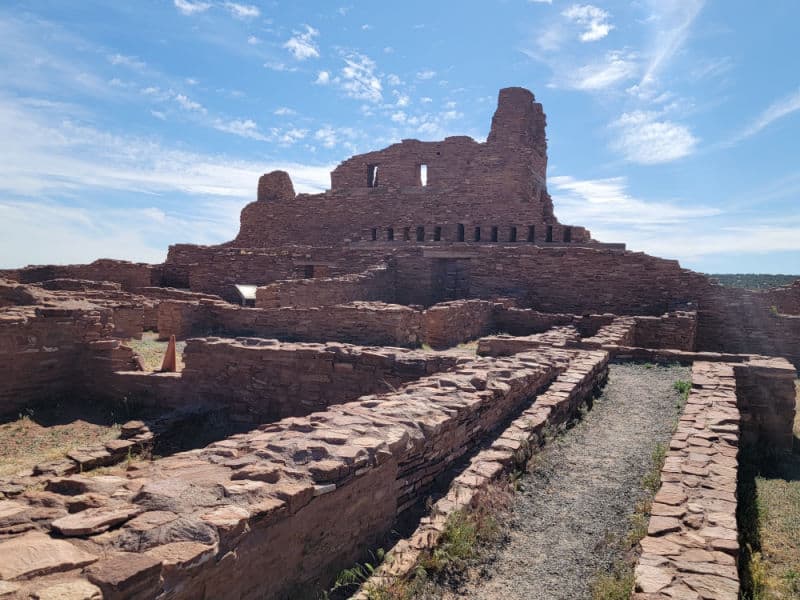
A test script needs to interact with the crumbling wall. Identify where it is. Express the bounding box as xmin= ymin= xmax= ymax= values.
xmin=255 ymin=264 xmax=395 ymax=309
xmin=9 ymin=259 xmax=157 ymax=292
xmin=232 ymin=88 xmax=589 ymax=249
xmin=633 ymin=310 xmax=697 ymax=351
xmin=0 ymin=348 xmax=593 ymax=599
xmin=0 ymin=305 xmax=116 ymax=416
xmin=422 ymin=300 xmax=494 ymax=348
